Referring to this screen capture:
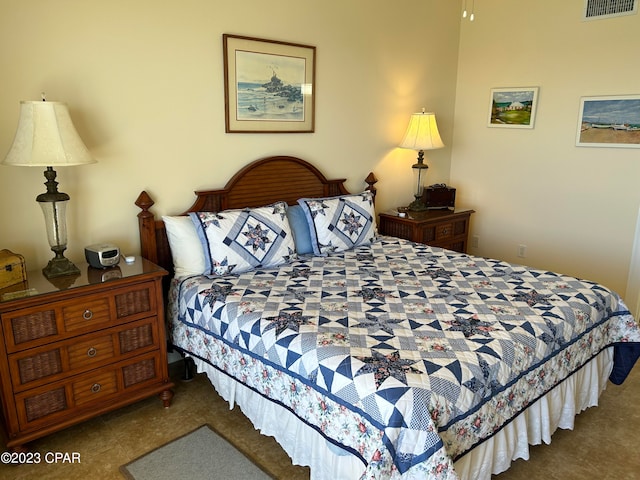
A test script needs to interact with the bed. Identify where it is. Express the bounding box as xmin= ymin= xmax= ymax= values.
xmin=135 ymin=155 xmax=640 ymax=479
